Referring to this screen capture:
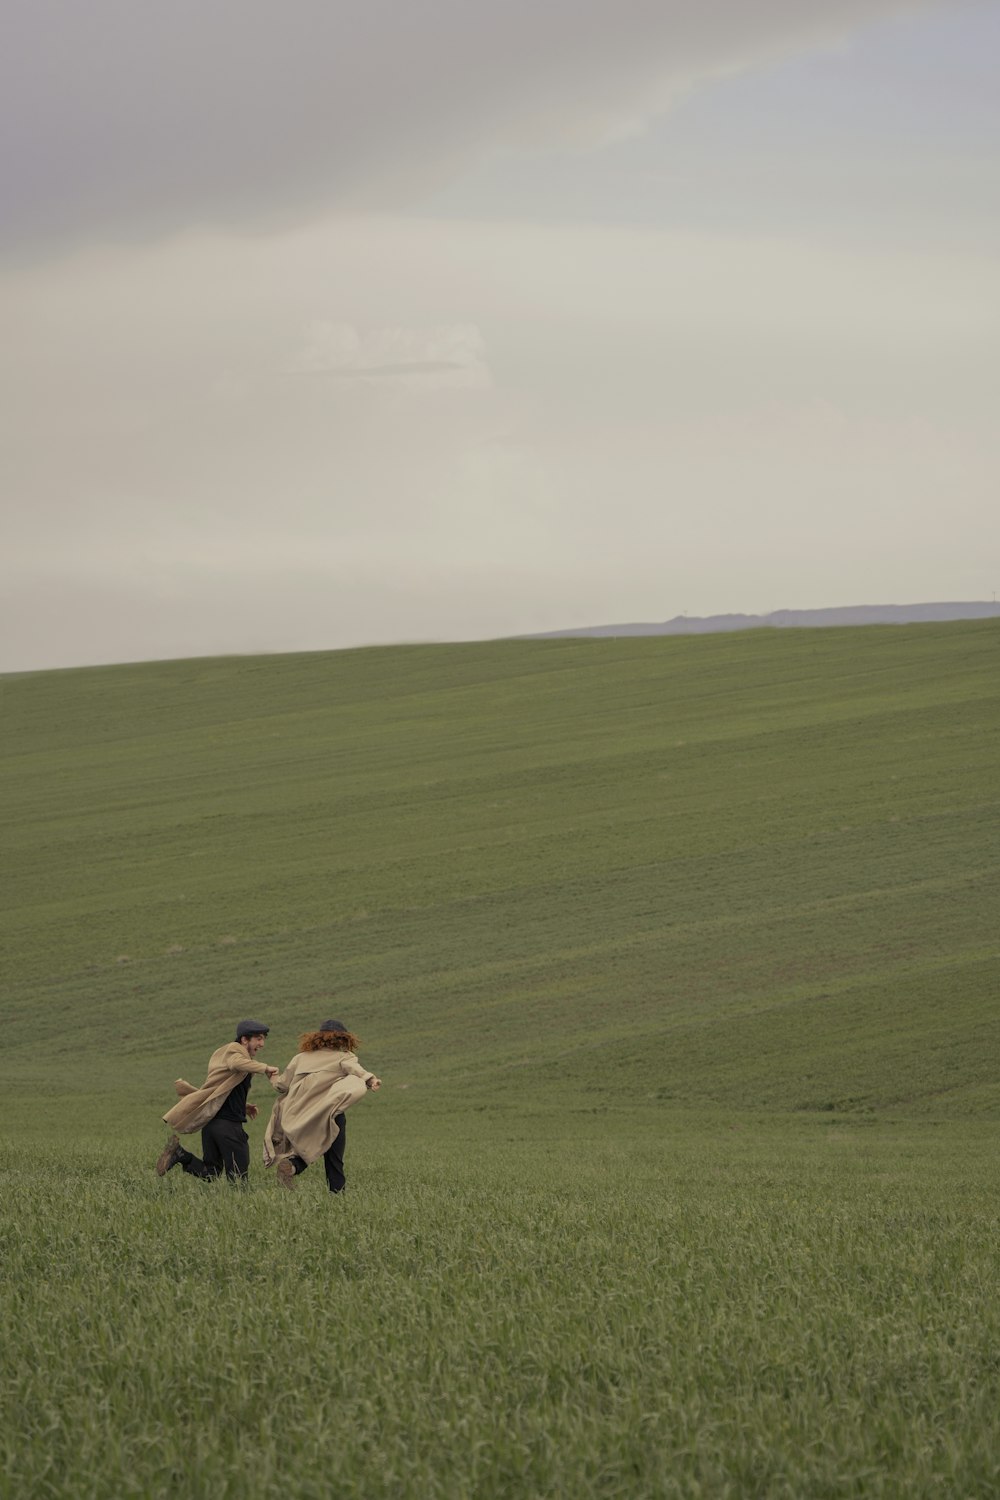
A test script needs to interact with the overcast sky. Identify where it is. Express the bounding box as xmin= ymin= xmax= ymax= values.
xmin=2 ymin=0 xmax=998 ymax=671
